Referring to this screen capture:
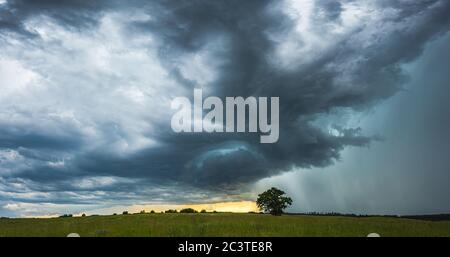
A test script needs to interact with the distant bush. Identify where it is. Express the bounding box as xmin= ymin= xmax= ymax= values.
xmin=81 ymin=213 xmax=86 ymax=217
xmin=59 ymin=214 xmax=73 ymax=218
xmin=200 ymin=209 xmax=207 ymax=213
xmin=94 ymin=229 xmax=108 ymax=236
xmin=212 ymin=210 xmax=218 ymax=213
xmin=165 ymin=209 xmax=177 ymax=213
xmin=180 ymin=208 xmax=197 ymax=213
xmin=150 ymin=210 xmax=155 ymax=214
xmin=113 ymin=213 xmax=117 ymax=215
xmin=122 ymin=211 xmax=129 ymax=215
xmin=140 ymin=210 xmax=146 ymax=214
